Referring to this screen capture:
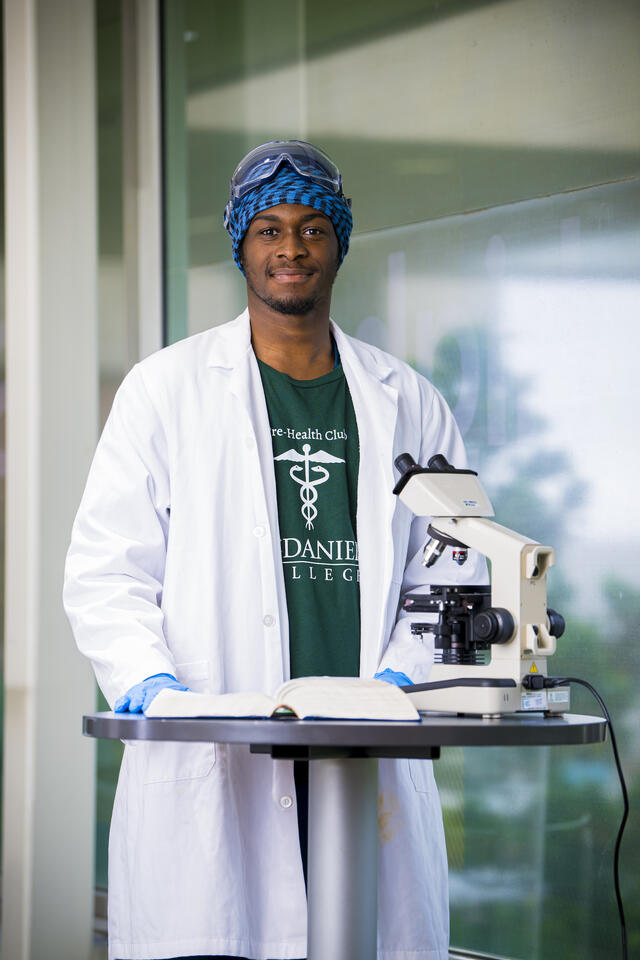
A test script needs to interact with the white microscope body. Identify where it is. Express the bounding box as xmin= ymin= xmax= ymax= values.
xmin=394 ymin=453 xmax=570 ymax=716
